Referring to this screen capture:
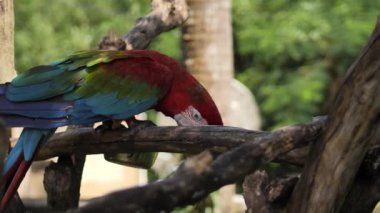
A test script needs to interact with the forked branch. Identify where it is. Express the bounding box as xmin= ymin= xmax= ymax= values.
xmin=71 ymin=119 xmax=324 ymax=212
